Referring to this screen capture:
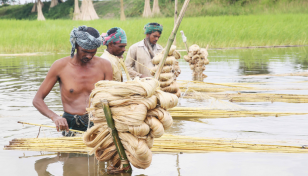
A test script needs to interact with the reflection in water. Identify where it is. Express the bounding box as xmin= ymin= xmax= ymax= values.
xmin=35 ymin=153 xmax=105 ymax=176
